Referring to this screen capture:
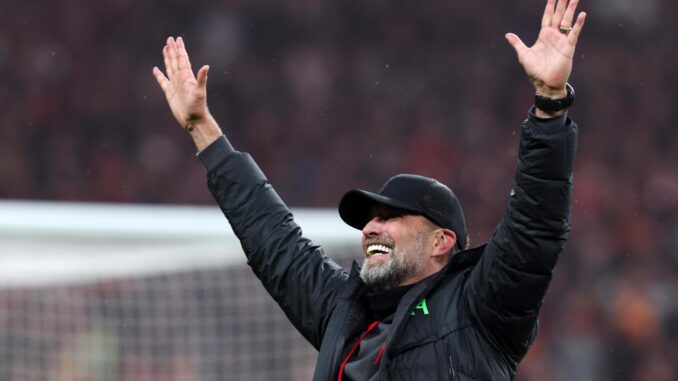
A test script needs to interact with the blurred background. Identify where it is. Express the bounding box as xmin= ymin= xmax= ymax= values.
xmin=1 ymin=0 xmax=677 ymax=379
